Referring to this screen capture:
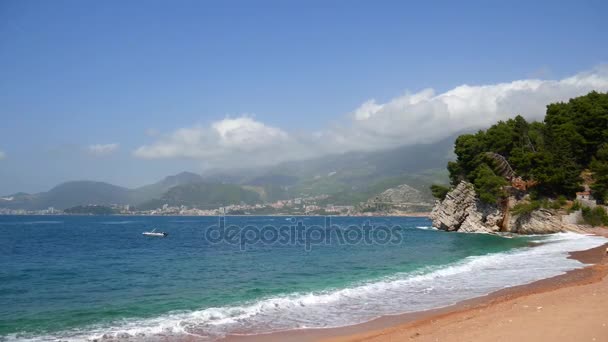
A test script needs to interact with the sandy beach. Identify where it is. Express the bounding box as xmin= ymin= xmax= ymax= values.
xmin=224 ymin=236 xmax=608 ymax=342
xmin=326 ymin=243 xmax=608 ymax=342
